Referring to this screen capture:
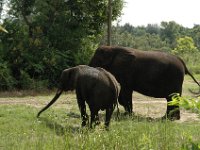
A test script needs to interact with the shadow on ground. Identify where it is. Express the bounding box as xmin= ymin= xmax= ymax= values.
xmin=111 ymin=111 xmax=164 ymax=122
xmin=37 ymin=117 xmax=81 ymax=135
xmin=66 ymin=111 xmax=80 ymax=118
